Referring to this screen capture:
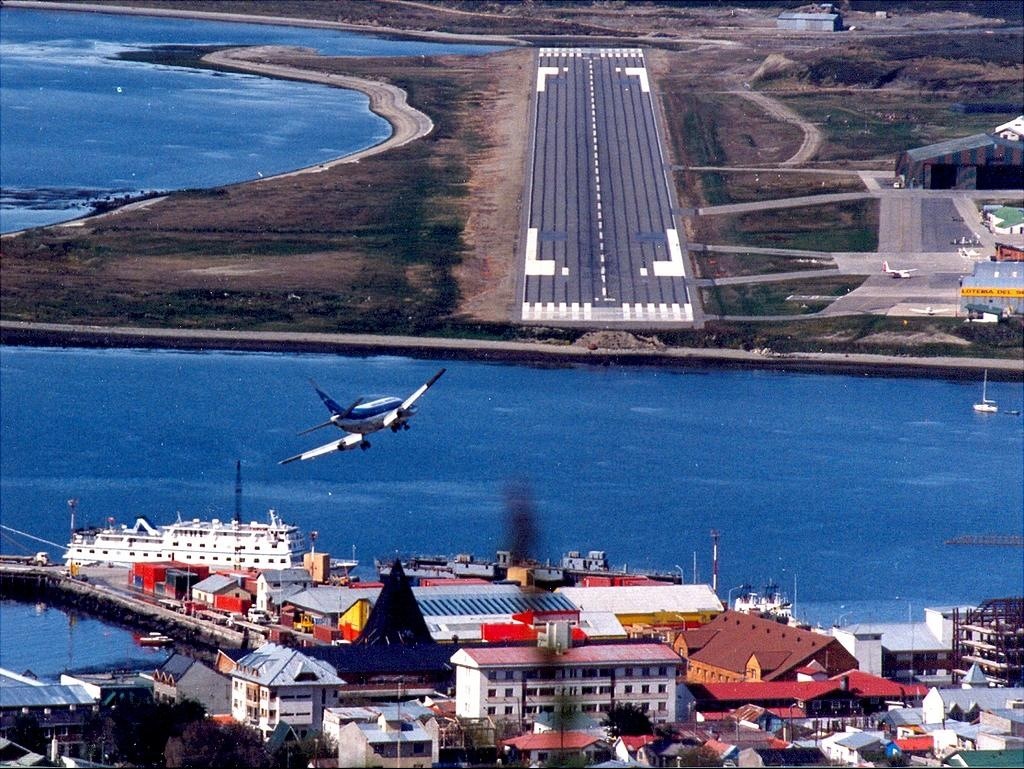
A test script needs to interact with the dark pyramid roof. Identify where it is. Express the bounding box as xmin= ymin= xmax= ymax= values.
xmin=355 ymin=559 xmax=434 ymax=646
